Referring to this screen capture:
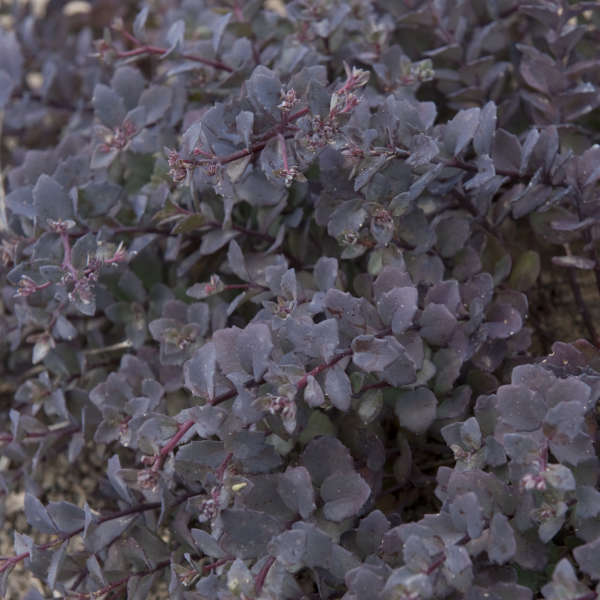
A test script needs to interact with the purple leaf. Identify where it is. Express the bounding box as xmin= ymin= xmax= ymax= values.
xmin=356 ymin=510 xmax=391 ymax=557
xmin=25 ymin=493 xmax=57 ymax=534
xmin=419 ymin=303 xmax=457 ymax=346
xmin=314 ymin=256 xmax=338 ymax=291
xmin=321 ymin=470 xmax=371 ymax=522
xmin=395 ymin=387 xmax=438 ymax=434
xmin=238 ymin=323 xmax=272 ymax=380
xmin=496 ymin=384 xmax=546 ymax=431
xmin=184 ymin=342 xmax=217 ymax=401
xmin=92 ymin=84 xmax=126 ymax=129
xmin=488 ymin=513 xmax=516 ymax=564
xmin=325 ymin=364 xmax=352 ymax=411
xmin=304 ymin=374 xmax=325 ymax=407
xmin=377 ymin=286 xmax=418 ymax=334
xmin=162 ymin=19 xmax=185 ymax=59
xmin=449 ymin=493 xmax=483 ymax=539
xmin=493 ymin=129 xmax=521 ymax=172
xmin=191 ymin=528 xmax=226 ymax=558
xmin=220 ymin=509 xmax=283 ymax=559
xmin=444 ymin=107 xmax=480 ymax=156
xmin=483 ymin=303 xmax=522 ymax=339
xmin=46 ymin=502 xmax=85 ymax=533
xmin=473 ymin=101 xmax=497 ymax=156
xmin=33 ymin=174 xmax=74 ymax=223
xmin=301 ymin=436 xmax=354 ymax=486
xmin=227 ymin=239 xmax=249 ymax=281
xmin=277 ymin=466 xmax=316 ymax=519
xmin=574 ymin=539 xmax=600 ymax=580
xmin=139 ymin=85 xmax=172 ymax=125
xmin=352 ymin=335 xmax=402 ymax=372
